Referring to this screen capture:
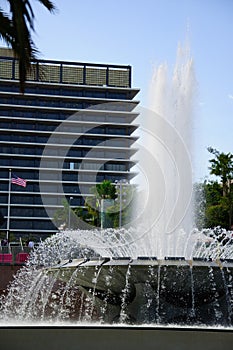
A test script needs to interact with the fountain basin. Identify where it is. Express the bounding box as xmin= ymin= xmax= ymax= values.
xmin=48 ymin=257 xmax=233 ymax=326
